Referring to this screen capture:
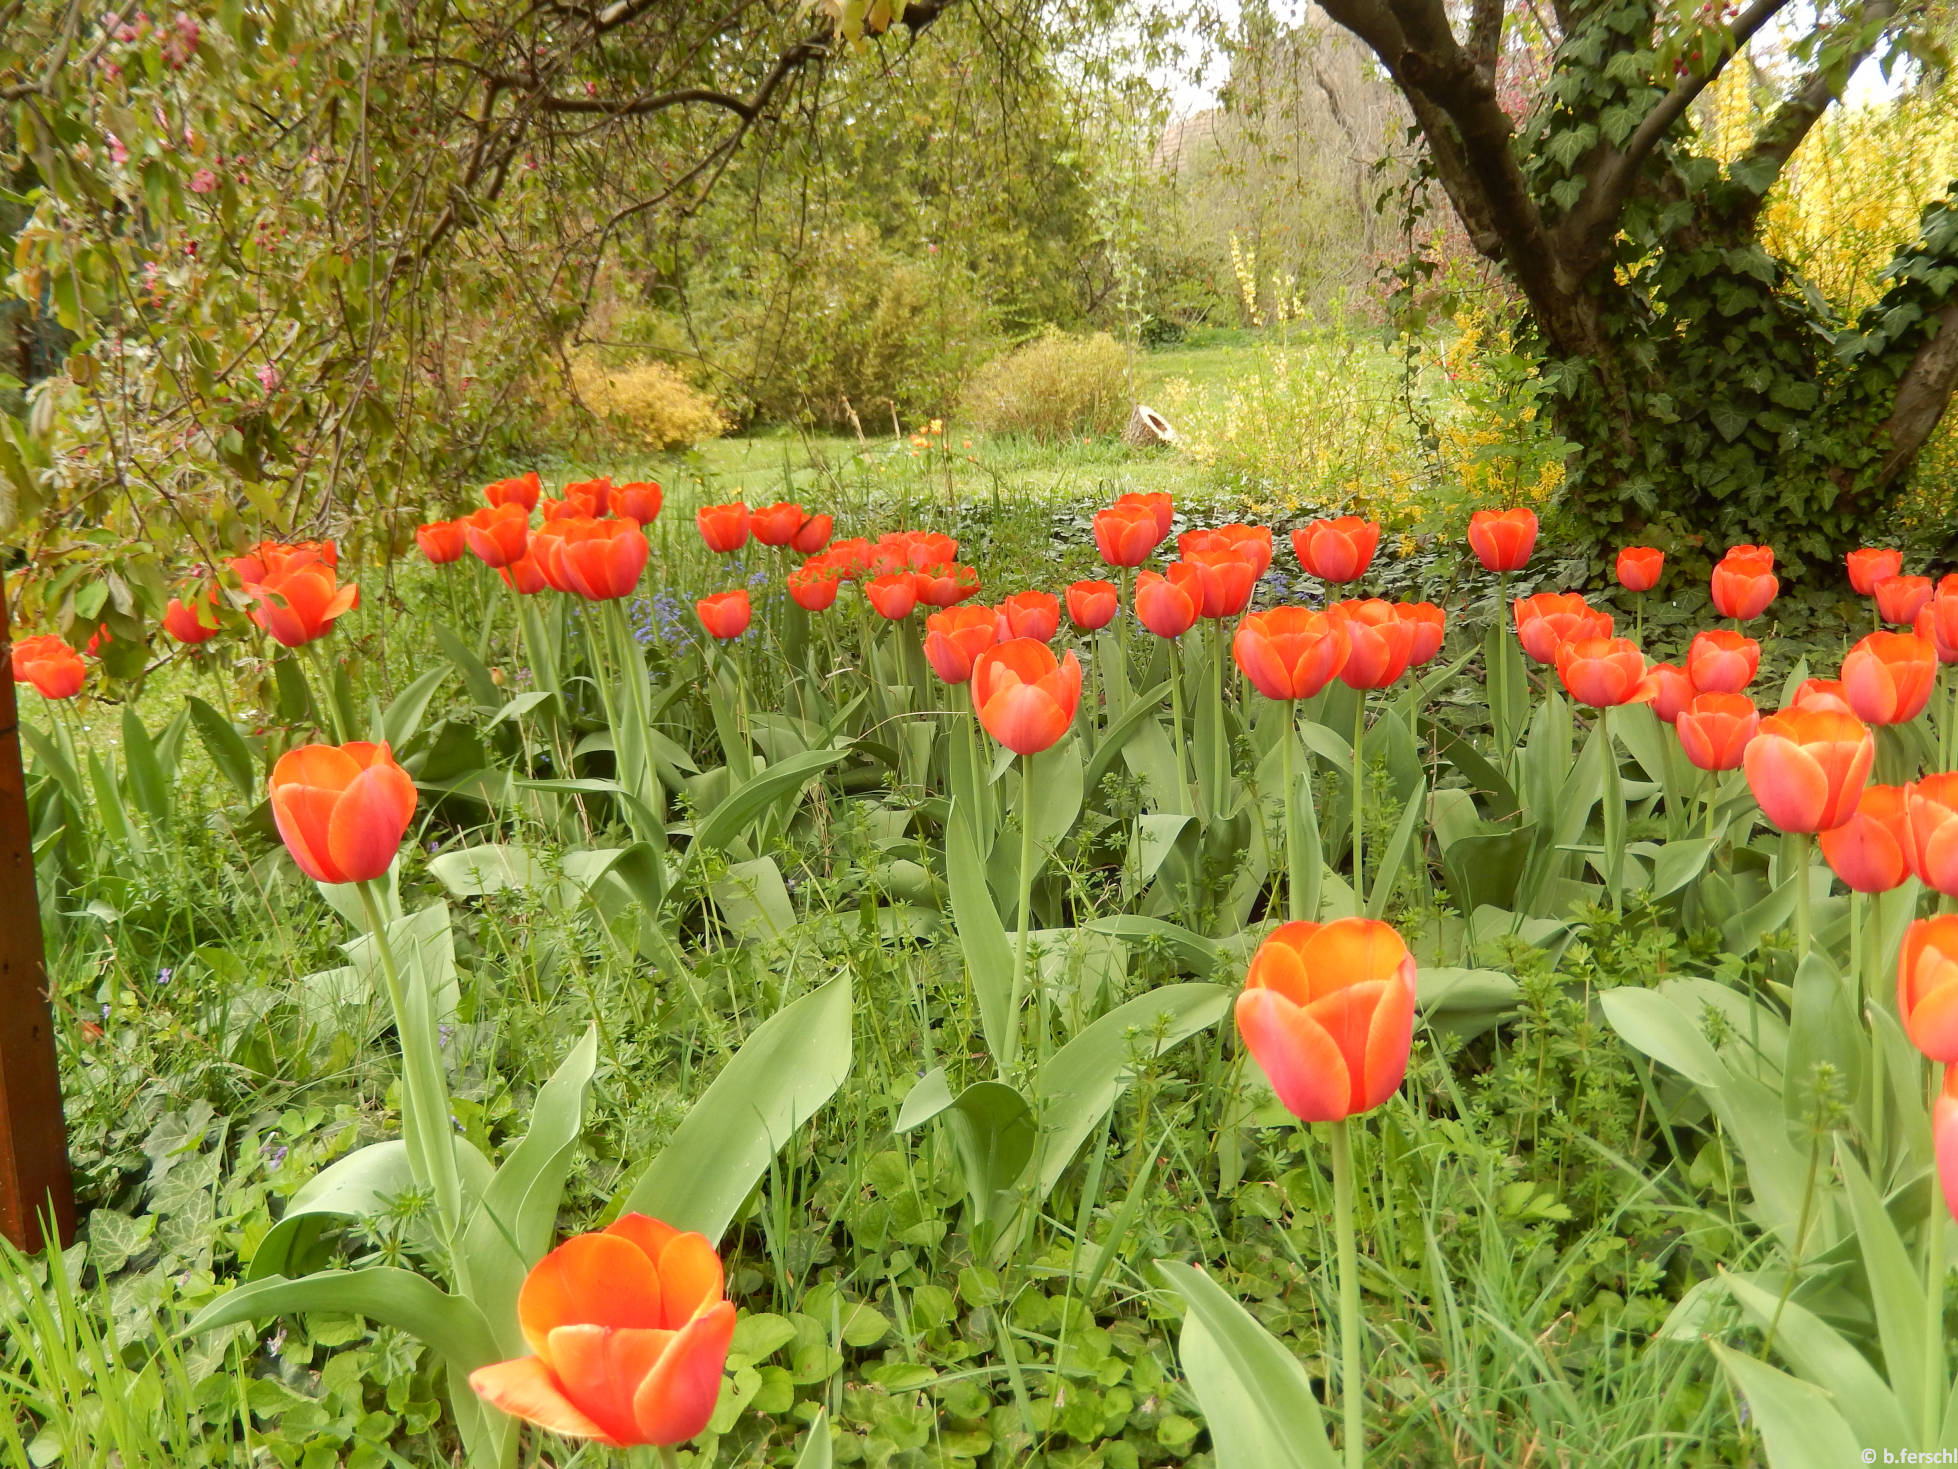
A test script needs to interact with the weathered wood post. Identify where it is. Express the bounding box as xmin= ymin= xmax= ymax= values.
xmin=0 ymin=562 xmax=77 ymax=1250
